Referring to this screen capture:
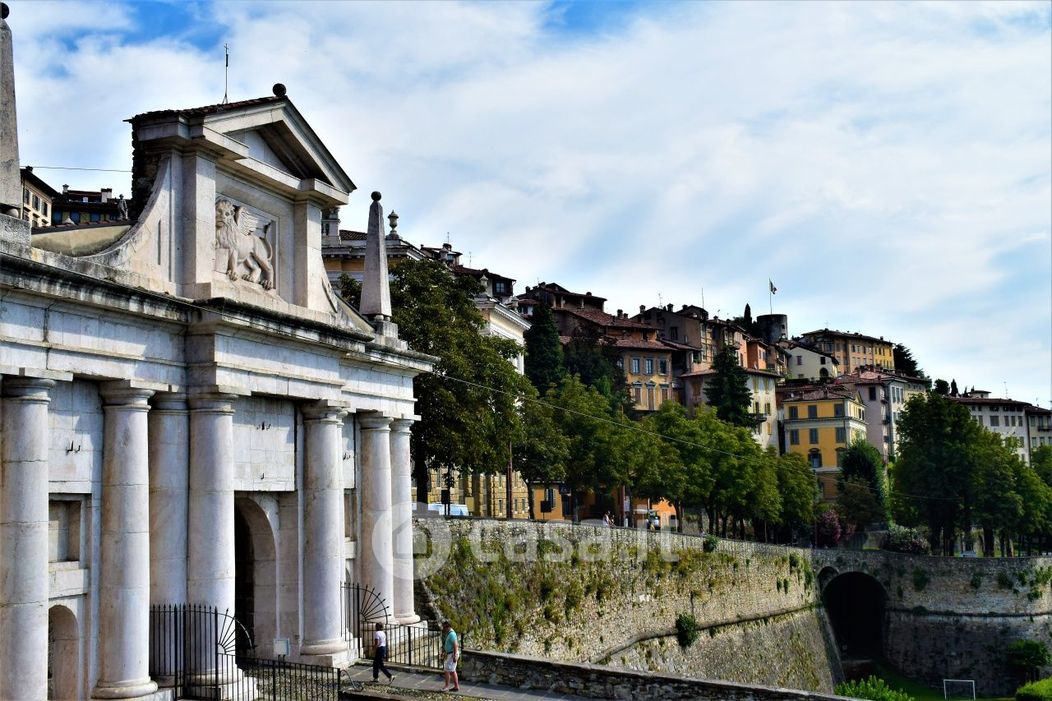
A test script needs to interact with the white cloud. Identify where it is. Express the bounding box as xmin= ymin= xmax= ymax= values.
xmin=6 ymin=0 xmax=1050 ymax=407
